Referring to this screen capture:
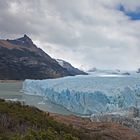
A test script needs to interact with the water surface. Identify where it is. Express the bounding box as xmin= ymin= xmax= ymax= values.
xmin=0 ymin=82 xmax=72 ymax=115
